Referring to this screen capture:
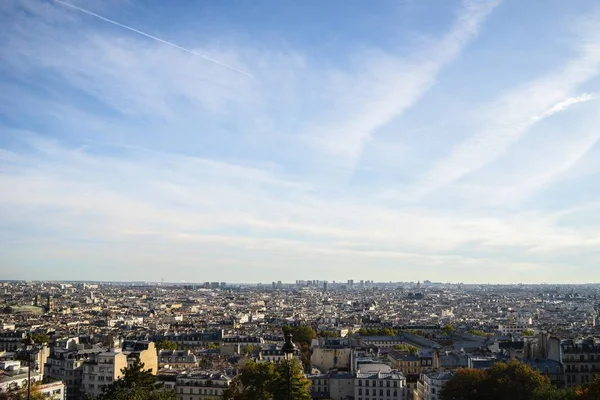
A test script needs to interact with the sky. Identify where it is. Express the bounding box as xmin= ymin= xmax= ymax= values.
xmin=1 ymin=0 xmax=600 ymax=284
